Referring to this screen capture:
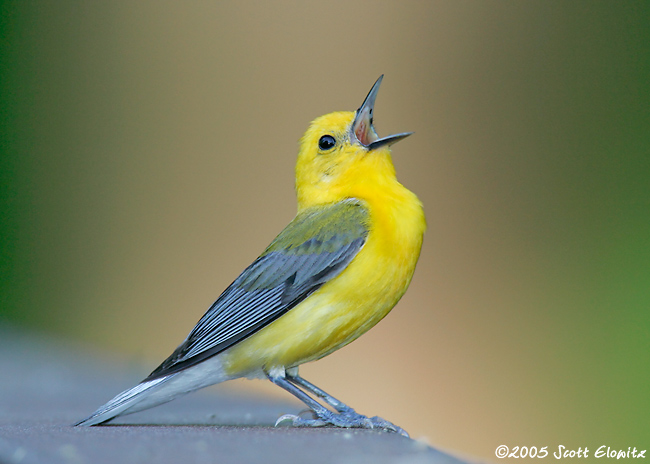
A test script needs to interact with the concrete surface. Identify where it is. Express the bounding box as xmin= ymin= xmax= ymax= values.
xmin=0 ymin=326 xmax=469 ymax=464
